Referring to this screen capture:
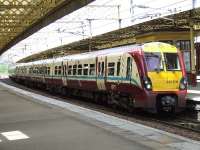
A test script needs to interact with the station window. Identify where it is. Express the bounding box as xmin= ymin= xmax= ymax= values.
xmin=108 ymin=62 xmax=115 ymax=76
xmin=68 ymin=65 xmax=72 ymax=75
xmin=176 ymin=40 xmax=191 ymax=72
xmin=73 ymin=65 xmax=77 ymax=75
xmin=78 ymin=64 xmax=82 ymax=75
xmin=176 ymin=40 xmax=190 ymax=51
xmin=89 ymin=64 xmax=95 ymax=75
xmin=83 ymin=64 xmax=89 ymax=75
xmin=117 ymin=62 xmax=120 ymax=76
